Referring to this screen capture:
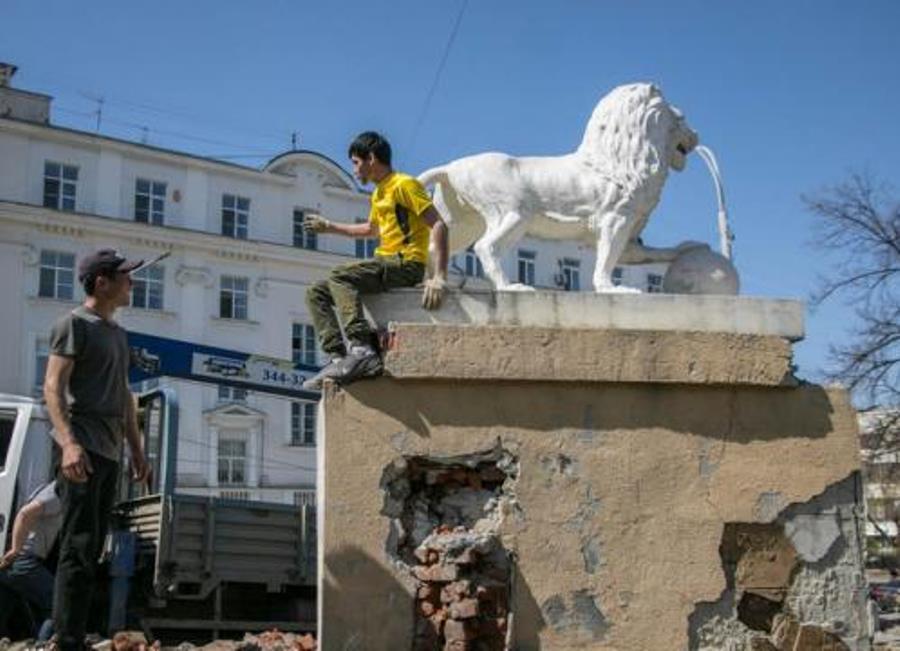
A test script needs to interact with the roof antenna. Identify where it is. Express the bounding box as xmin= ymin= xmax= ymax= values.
xmin=291 ymin=132 xmax=299 ymax=150
xmin=79 ymin=91 xmax=105 ymax=132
